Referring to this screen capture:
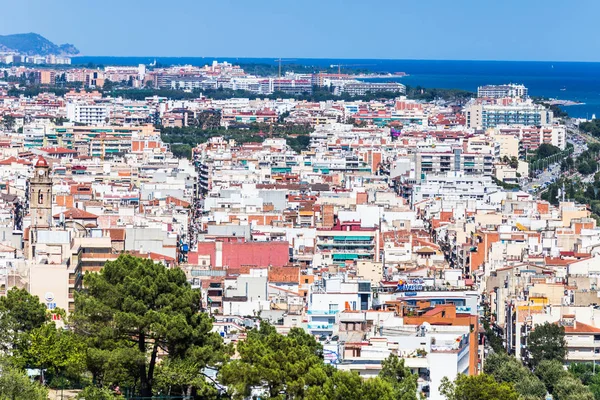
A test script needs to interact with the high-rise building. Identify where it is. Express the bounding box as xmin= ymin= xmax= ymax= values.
xmin=464 ymin=101 xmax=552 ymax=129
xmin=66 ymin=102 xmax=109 ymax=125
xmin=477 ymin=84 xmax=528 ymax=99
